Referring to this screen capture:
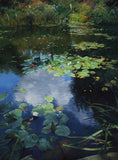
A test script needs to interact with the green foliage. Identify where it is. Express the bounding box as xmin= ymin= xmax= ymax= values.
xmin=8 ymin=109 xmax=22 ymax=119
xmin=90 ymin=5 xmax=118 ymax=24
xmin=46 ymin=55 xmax=105 ymax=78
xmin=38 ymin=138 xmax=53 ymax=151
xmin=42 ymin=113 xmax=57 ymax=134
xmin=0 ymin=92 xmax=8 ymax=101
xmin=0 ymin=102 xmax=13 ymax=114
xmin=21 ymin=54 xmax=53 ymax=74
xmin=58 ymin=113 xmax=69 ymax=125
xmin=55 ymin=125 xmax=71 ymax=136
xmin=73 ymin=42 xmax=104 ymax=51
xmin=0 ymin=0 xmax=118 ymax=26
xmin=19 ymin=103 xmax=28 ymax=109
xmin=43 ymin=113 xmax=58 ymax=126
xmin=0 ymin=95 xmax=71 ymax=159
xmin=19 ymin=88 xmax=26 ymax=93
xmin=44 ymin=96 xmax=54 ymax=102
xmin=69 ymin=13 xmax=80 ymax=24
xmin=69 ymin=1 xmax=118 ymax=25
xmin=0 ymin=3 xmax=58 ymax=26
xmin=22 ymin=53 xmax=117 ymax=81
xmin=24 ymin=134 xmax=39 ymax=148
xmin=42 ymin=112 xmax=70 ymax=136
